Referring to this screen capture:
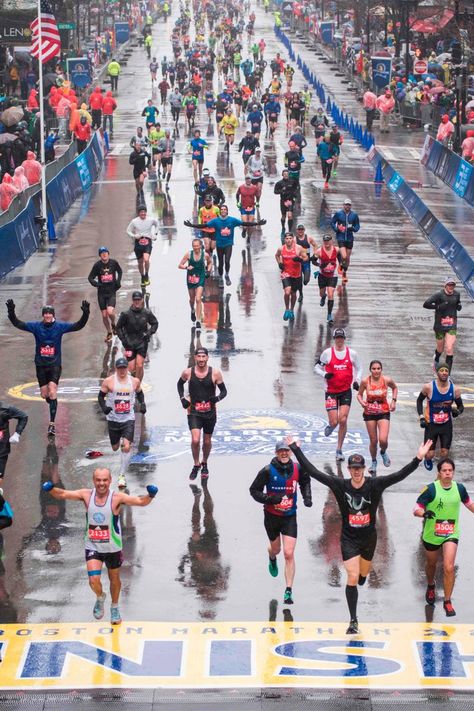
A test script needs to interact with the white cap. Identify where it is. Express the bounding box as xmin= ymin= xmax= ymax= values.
xmin=343 ymin=198 xmax=352 ymax=205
